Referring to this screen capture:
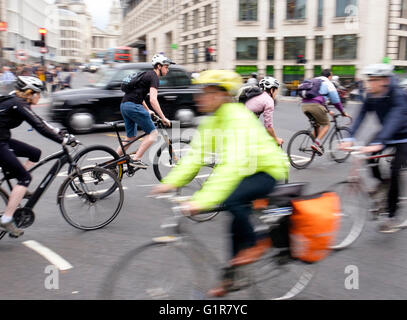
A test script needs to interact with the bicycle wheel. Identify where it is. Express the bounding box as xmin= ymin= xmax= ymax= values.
xmin=329 ymin=181 xmax=368 ymax=250
xmin=58 ymin=166 xmax=124 ymax=231
xmin=100 ymin=241 xmax=207 ymax=300
xmin=154 ymin=139 xmax=218 ymax=222
xmin=287 ymin=130 xmax=316 ymax=169
xmin=0 ymin=188 xmax=9 ymax=240
xmin=246 ymin=248 xmax=317 ymax=300
xmin=329 ymin=127 xmax=351 ymax=163
xmin=70 ymin=145 xmax=123 ymax=180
